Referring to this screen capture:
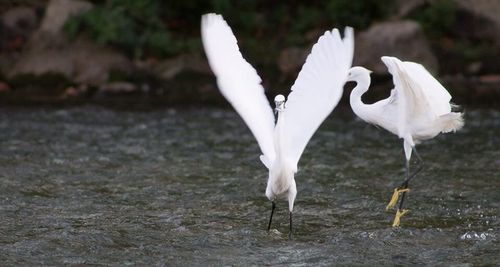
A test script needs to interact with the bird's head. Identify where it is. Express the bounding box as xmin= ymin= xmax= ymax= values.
xmin=274 ymin=94 xmax=286 ymax=113
xmin=347 ymin=66 xmax=372 ymax=82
